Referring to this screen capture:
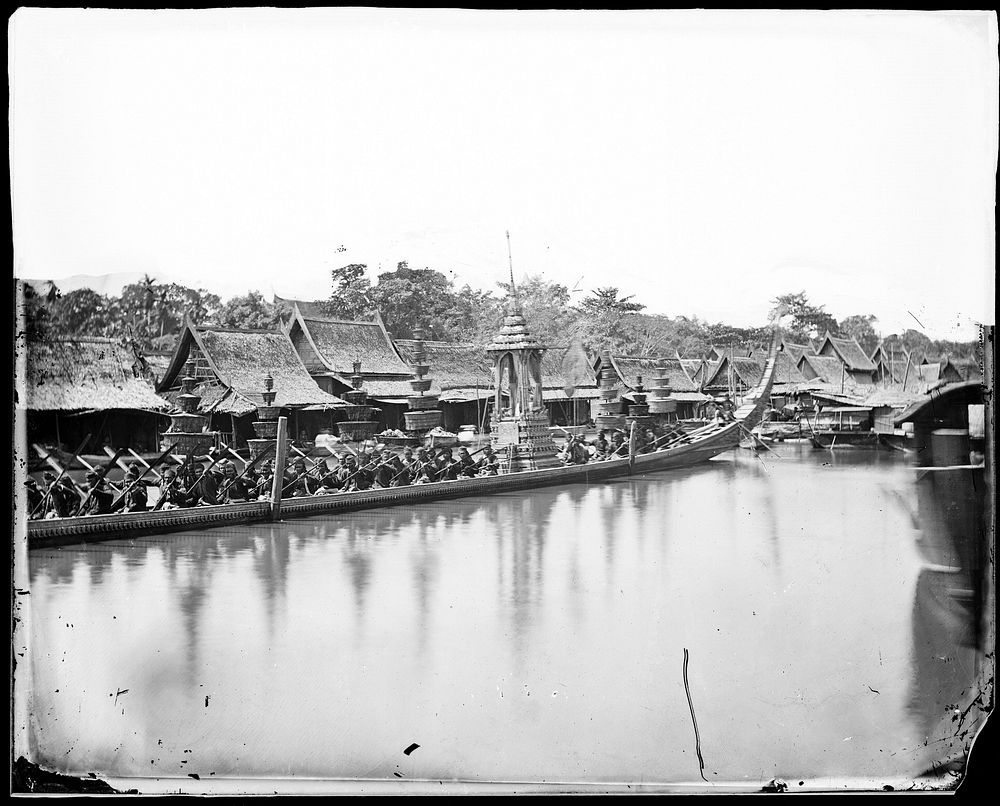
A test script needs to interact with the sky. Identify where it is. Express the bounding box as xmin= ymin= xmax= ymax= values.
xmin=9 ymin=8 xmax=997 ymax=341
